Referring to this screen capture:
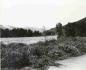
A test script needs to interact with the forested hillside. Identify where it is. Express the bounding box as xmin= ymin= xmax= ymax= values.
xmin=64 ymin=17 xmax=86 ymax=37
xmin=0 ymin=17 xmax=86 ymax=37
